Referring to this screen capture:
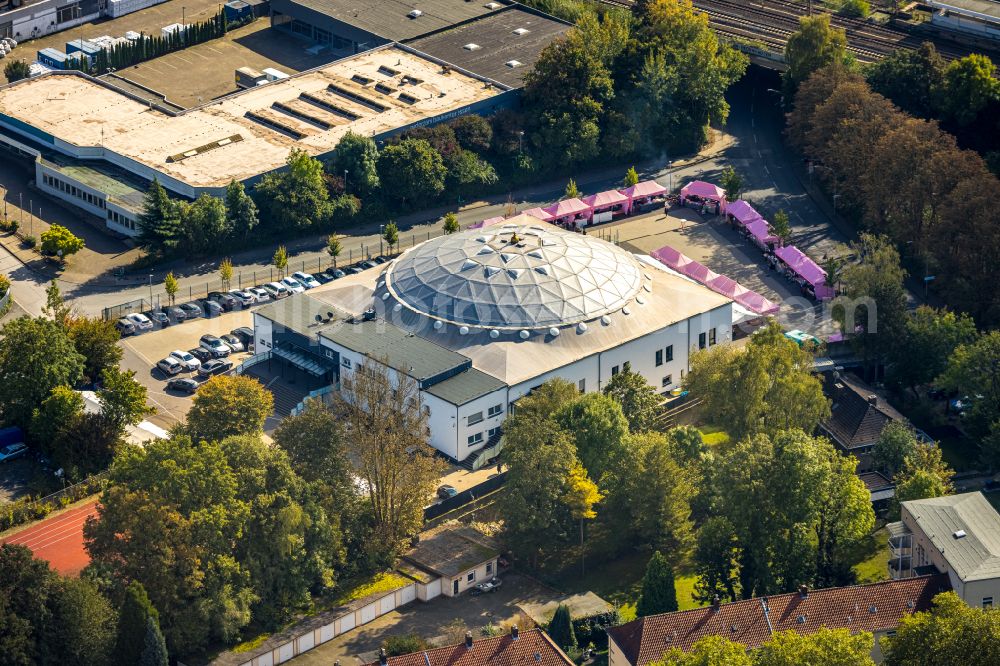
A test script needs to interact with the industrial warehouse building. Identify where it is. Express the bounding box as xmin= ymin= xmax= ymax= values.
xmin=251 ymin=218 xmax=734 ymax=465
